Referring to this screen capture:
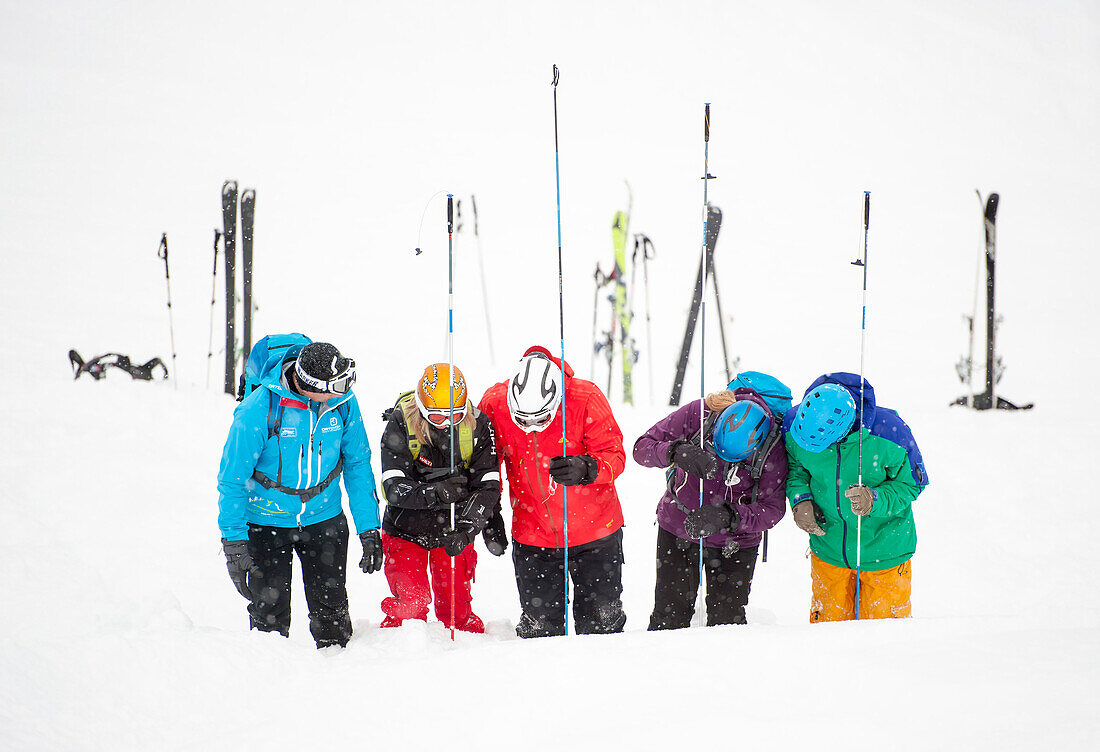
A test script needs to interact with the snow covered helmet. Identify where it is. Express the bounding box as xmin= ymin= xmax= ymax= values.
xmin=294 ymin=342 xmax=356 ymax=395
xmin=789 ymin=383 xmax=857 ymax=453
xmin=712 ymin=401 xmax=772 ymax=463
xmin=507 ymin=354 xmax=563 ymax=433
xmin=415 ymin=363 xmax=468 ymax=428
